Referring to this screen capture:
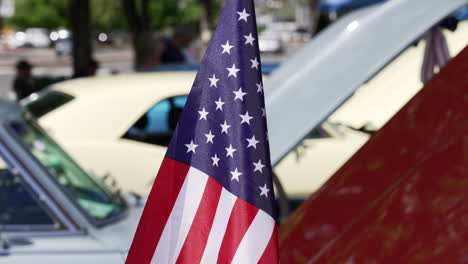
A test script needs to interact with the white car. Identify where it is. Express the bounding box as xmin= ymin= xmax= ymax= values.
xmin=24 ymin=0 xmax=468 ymax=204
xmin=24 ymin=72 xmax=369 ymax=202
